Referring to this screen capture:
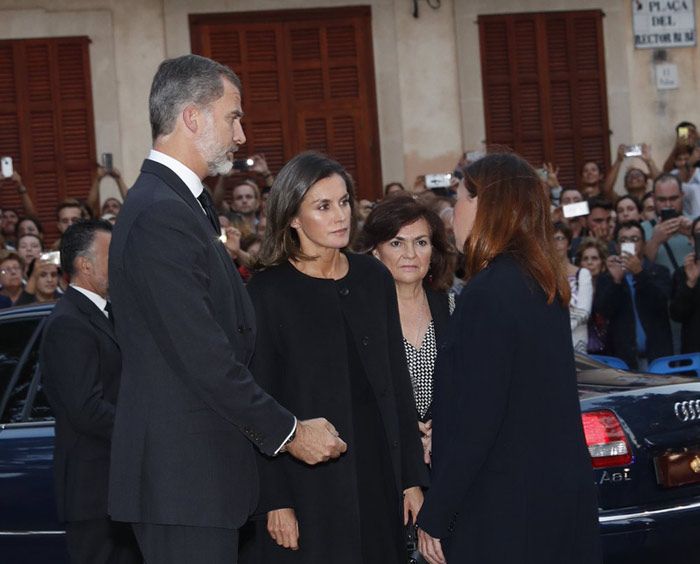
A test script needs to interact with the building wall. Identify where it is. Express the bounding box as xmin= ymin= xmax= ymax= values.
xmin=1 ymin=0 xmax=699 ymax=197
